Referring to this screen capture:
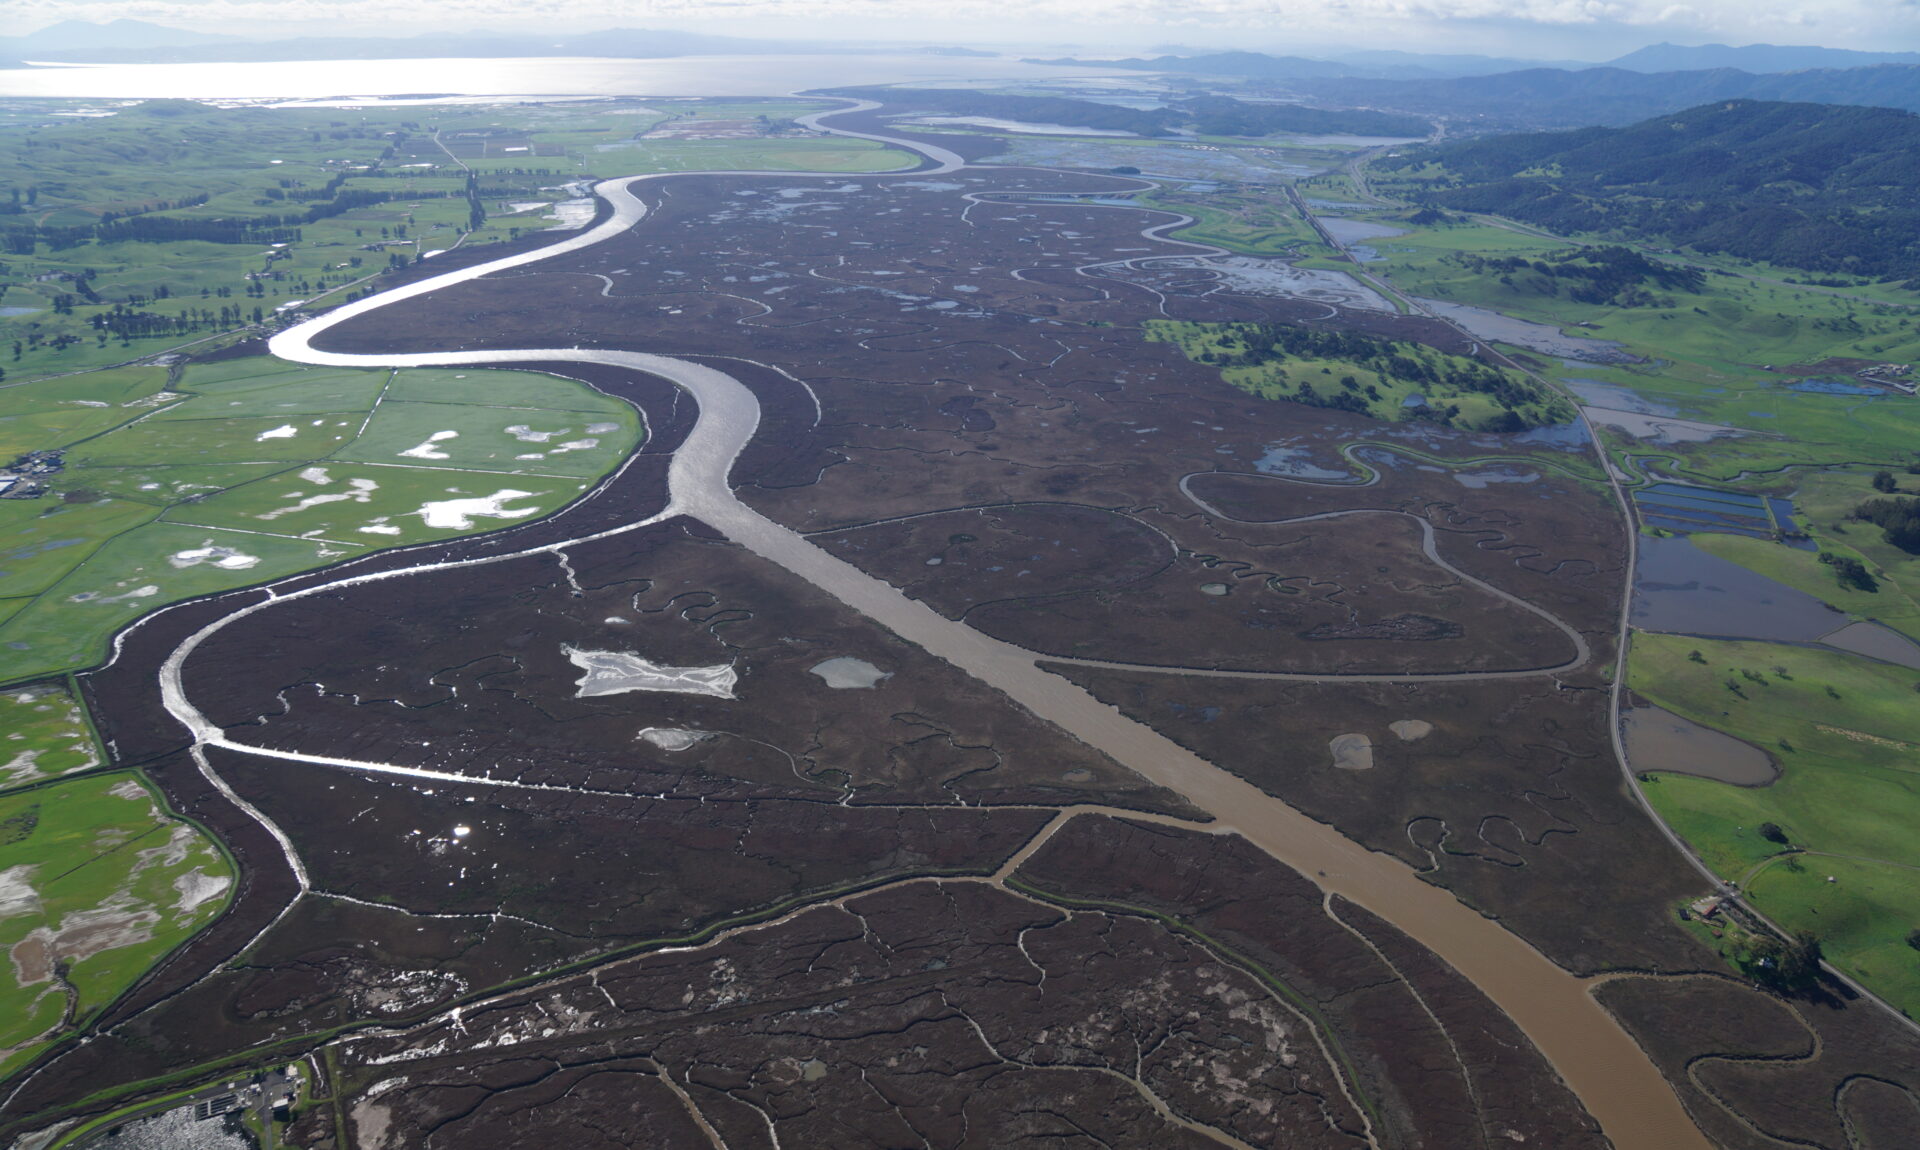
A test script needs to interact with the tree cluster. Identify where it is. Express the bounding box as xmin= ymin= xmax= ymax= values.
xmin=1446 ymin=245 xmax=1705 ymax=306
xmin=1200 ymin=323 xmax=1555 ymax=428
xmin=1736 ymin=929 xmax=1825 ymax=995
xmin=1818 ymin=551 xmax=1878 ymax=592
xmin=1850 ymin=495 xmax=1920 ymax=553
